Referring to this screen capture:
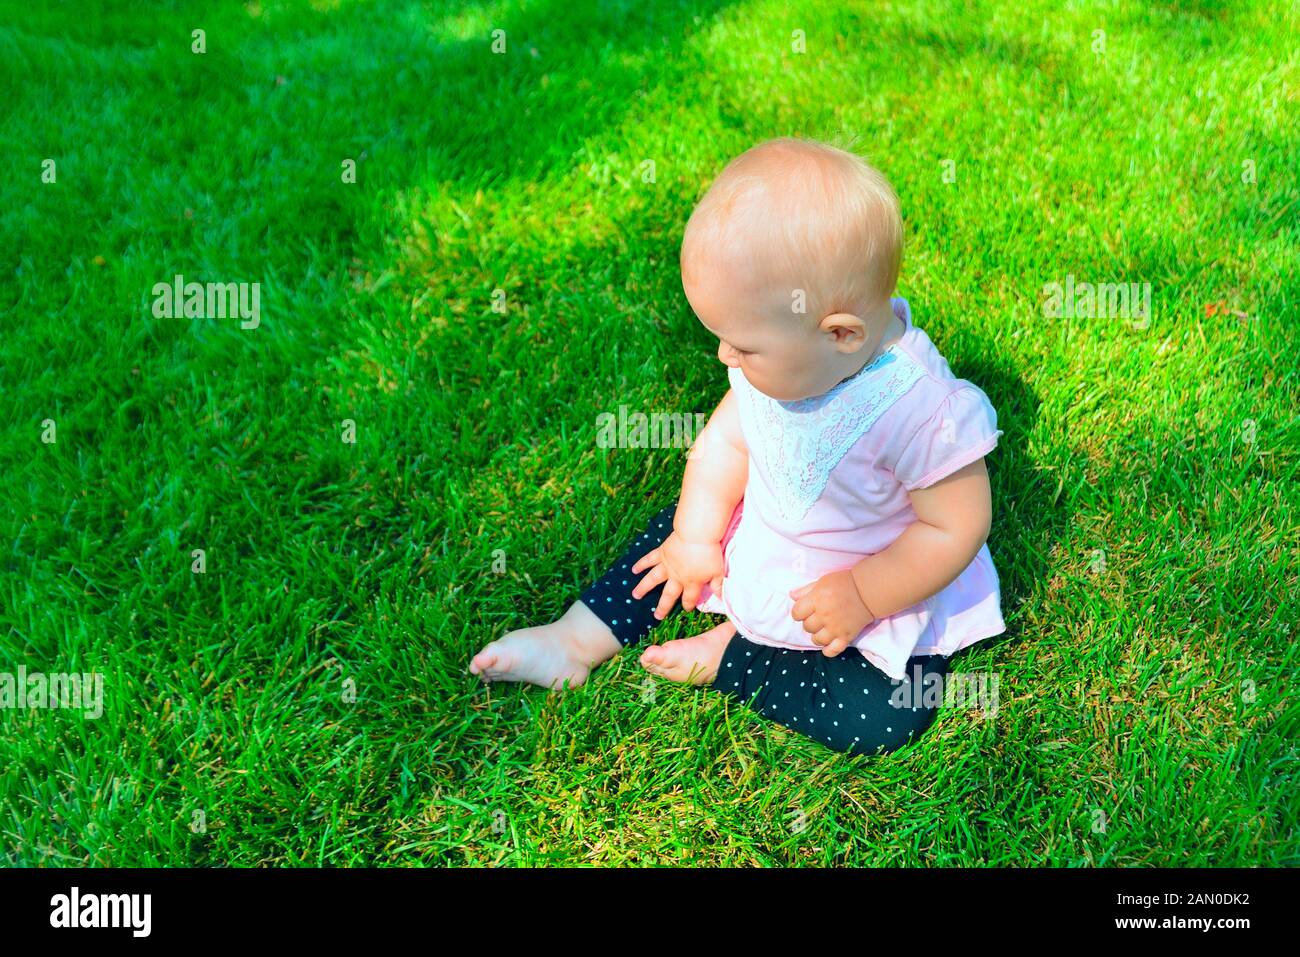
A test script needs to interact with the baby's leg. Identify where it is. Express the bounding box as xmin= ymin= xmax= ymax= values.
xmin=470 ymin=504 xmax=678 ymax=688
xmin=710 ymin=641 xmax=950 ymax=756
xmin=577 ymin=502 xmax=680 ymax=648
